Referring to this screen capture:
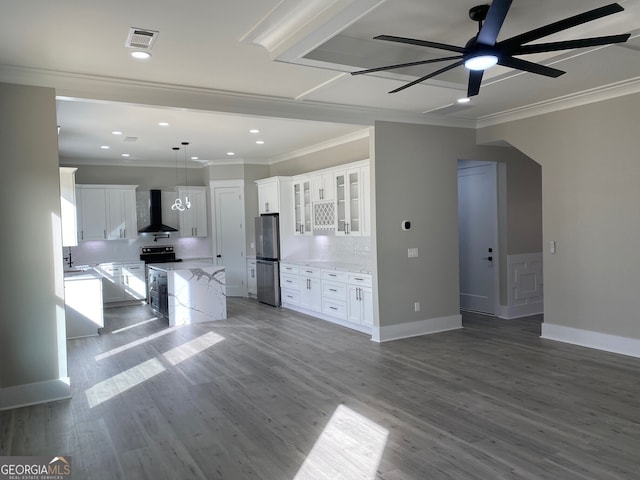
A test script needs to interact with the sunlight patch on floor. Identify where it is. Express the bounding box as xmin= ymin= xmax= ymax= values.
xmin=94 ymin=326 xmax=180 ymax=361
xmin=294 ymin=404 xmax=389 ymax=480
xmin=110 ymin=317 xmax=160 ymax=334
xmin=86 ymin=331 xmax=226 ymax=408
